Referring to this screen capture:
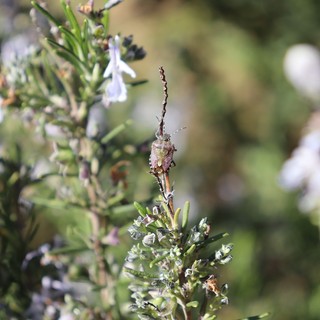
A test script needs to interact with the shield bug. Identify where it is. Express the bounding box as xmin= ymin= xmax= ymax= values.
xmin=149 ymin=67 xmax=177 ymax=176
xmin=149 ymin=131 xmax=176 ymax=175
